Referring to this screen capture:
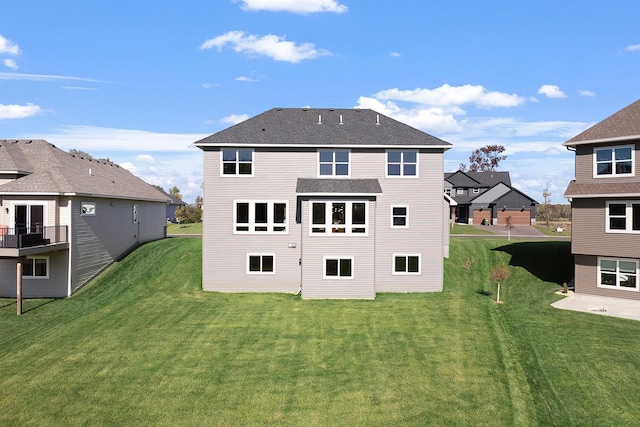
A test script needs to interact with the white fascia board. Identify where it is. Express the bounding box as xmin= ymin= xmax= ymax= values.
xmin=563 ymin=135 xmax=640 ymax=147
xmin=196 ymin=142 xmax=451 ymax=150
